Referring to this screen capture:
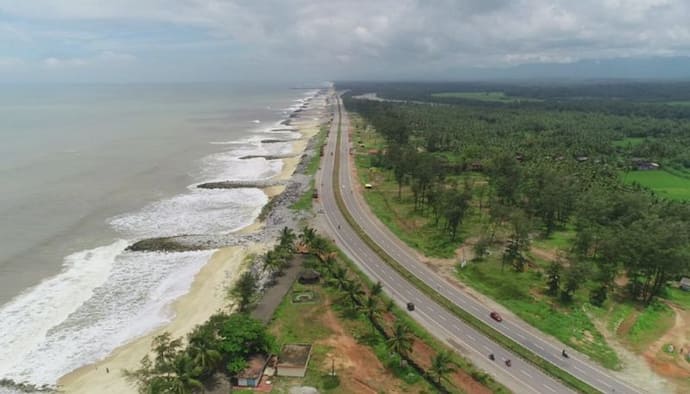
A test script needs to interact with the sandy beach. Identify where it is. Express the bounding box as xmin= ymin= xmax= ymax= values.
xmin=57 ymin=93 xmax=328 ymax=394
